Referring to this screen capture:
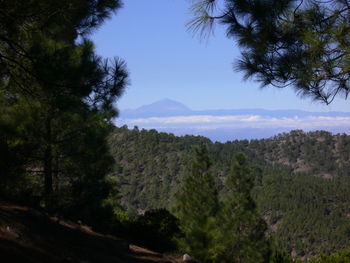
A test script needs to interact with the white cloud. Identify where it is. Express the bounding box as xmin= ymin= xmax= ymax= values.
xmin=116 ymin=115 xmax=350 ymax=131
xmin=120 ymin=115 xmax=263 ymax=124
